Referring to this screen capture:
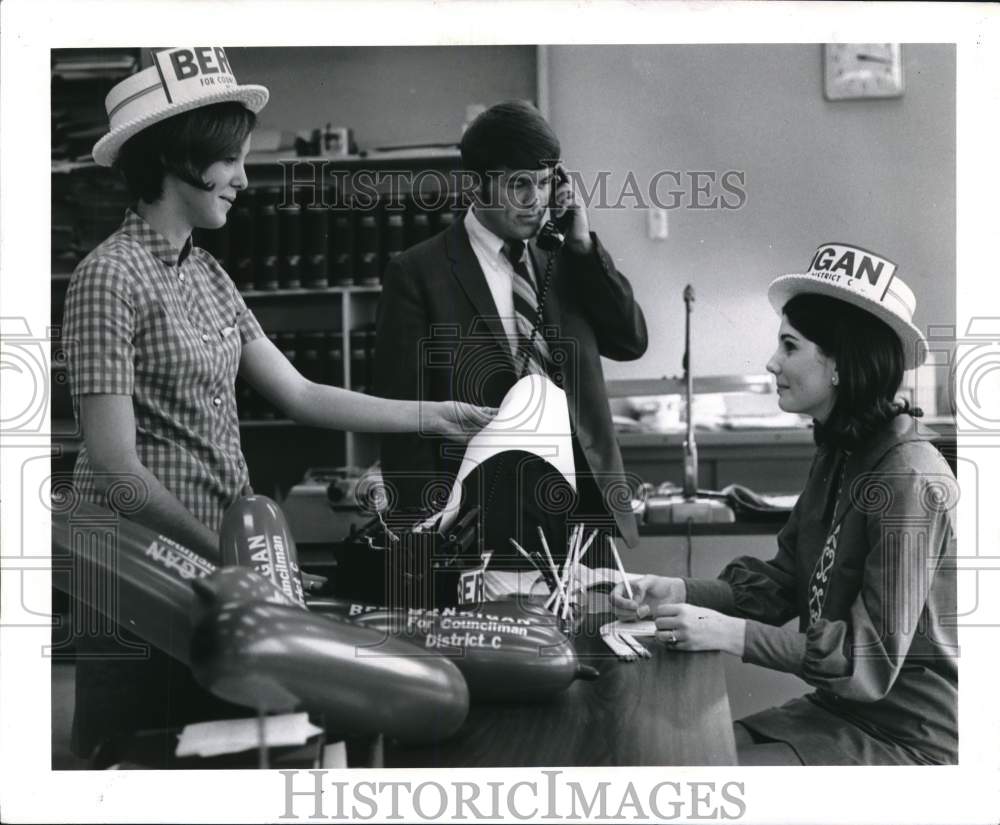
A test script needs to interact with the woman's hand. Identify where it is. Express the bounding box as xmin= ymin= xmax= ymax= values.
xmin=429 ymin=400 xmax=498 ymax=441
xmin=610 ymin=574 xmax=687 ymax=619
xmin=653 ymin=603 xmax=746 ymax=657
